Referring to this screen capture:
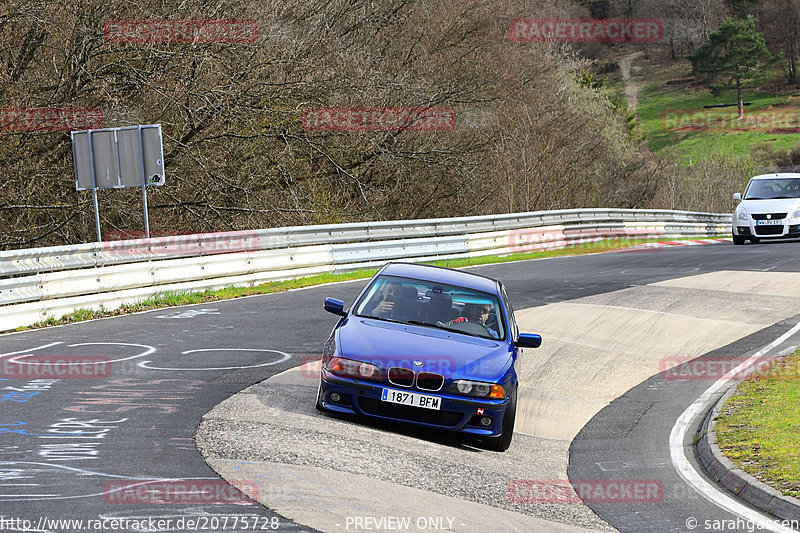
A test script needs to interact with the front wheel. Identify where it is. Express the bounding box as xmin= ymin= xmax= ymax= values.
xmin=484 ymin=385 xmax=517 ymax=452
xmin=732 ymin=233 xmax=746 ymax=245
xmin=749 ymin=237 xmax=760 ymax=244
